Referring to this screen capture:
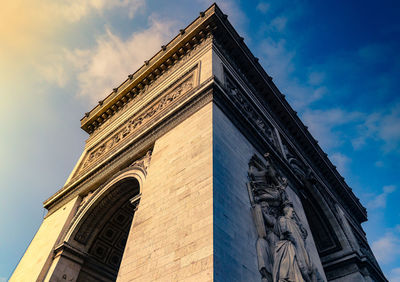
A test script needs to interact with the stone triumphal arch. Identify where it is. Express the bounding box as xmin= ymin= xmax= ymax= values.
xmin=11 ymin=3 xmax=386 ymax=281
